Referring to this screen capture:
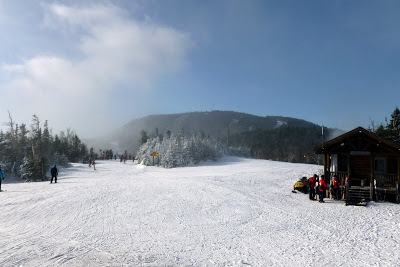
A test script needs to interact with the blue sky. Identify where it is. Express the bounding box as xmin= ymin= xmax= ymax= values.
xmin=1 ymin=0 xmax=399 ymax=138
